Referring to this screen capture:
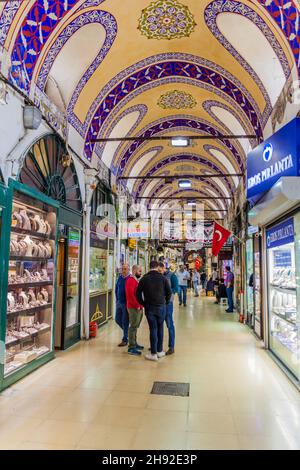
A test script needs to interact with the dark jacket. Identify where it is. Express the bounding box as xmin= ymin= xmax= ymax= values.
xmin=218 ymin=283 xmax=227 ymax=298
xmin=206 ymin=279 xmax=215 ymax=292
xmin=136 ymin=270 xmax=172 ymax=307
xmin=115 ymin=274 xmax=130 ymax=304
